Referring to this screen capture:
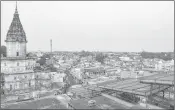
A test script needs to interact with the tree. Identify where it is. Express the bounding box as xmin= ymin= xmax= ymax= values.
xmin=141 ymin=51 xmax=174 ymax=61
xmin=36 ymin=53 xmax=52 ymax=66
xmin=79 ymin=50 xmax=93 ymax=58
xmin=26 ymin=52 xmax=37 ymax=57
xmin=95 ymin=53 xmax=107 ymax=64
xmin=0 ymin=73 xmax=5 ymax=95
xmin=48 ymin=64 xmax=57 ymax=72
xmin=1 ymin=45 xmax=6 ymax=57
xmin=37 ymin=57 xmax=46 ymax=65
